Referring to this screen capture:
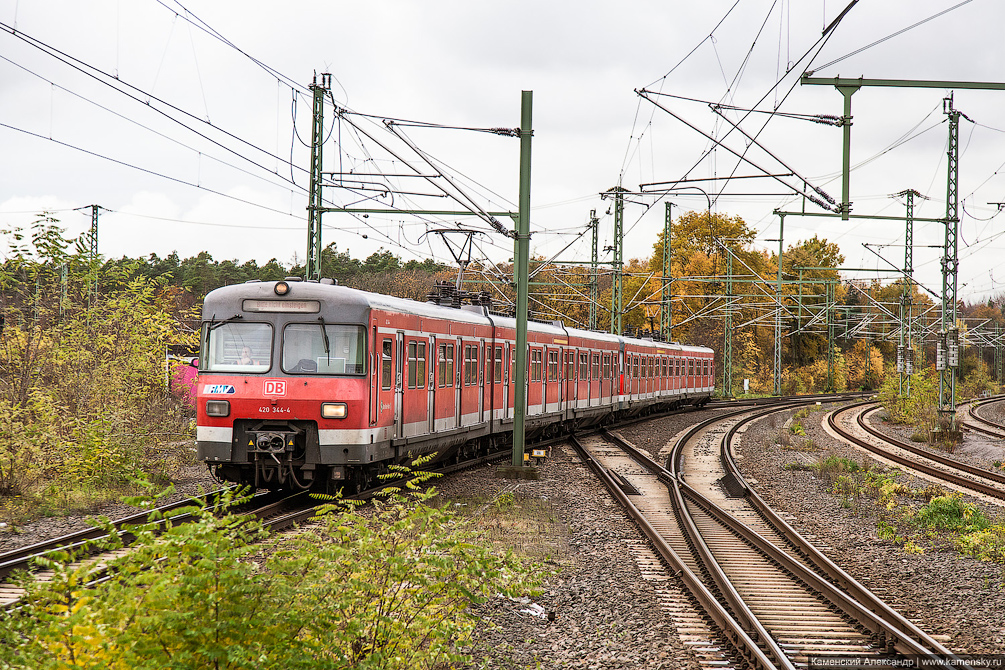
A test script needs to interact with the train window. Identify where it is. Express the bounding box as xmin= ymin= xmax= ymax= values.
xmin=494 ymin=347 xmax=503 ymax=382
xmin=566 ymin=352 xmax=575 ymax=381
xmin=603 ymin=354 xmax=611 ymax=379
xmin=201 ymin=322 xmax=273 ymax=373
xmin=382 ymin=340 xmax=393 ymax=389
xmin=417 ymin=342 xmax=427 ymax=388
xmin=688 ymin=360 xmax=694 ymax=376
xmin=592 ymin=354 xmax=600 ymax=380
xmin=661 ymin=358 xmax=667 ymax=377
xmin=280 ymin=323 xmax=365 ymax=375
xmin=438 ymin=344 xmax=455 ymax=387
xmin=633 ymin=356 xmax=639 ymax=378
xmin=531 ymin=350 xmax=543 ymax=382
xmin=579 ymin=353 xmax=588 ymax=380
xmin=464 ymin=345 xmax=478 ymax=385
xmin=547 ymin=351 xmax=559 ymax=382
xmin=407 ymin=342 xmax=417 ymax=388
